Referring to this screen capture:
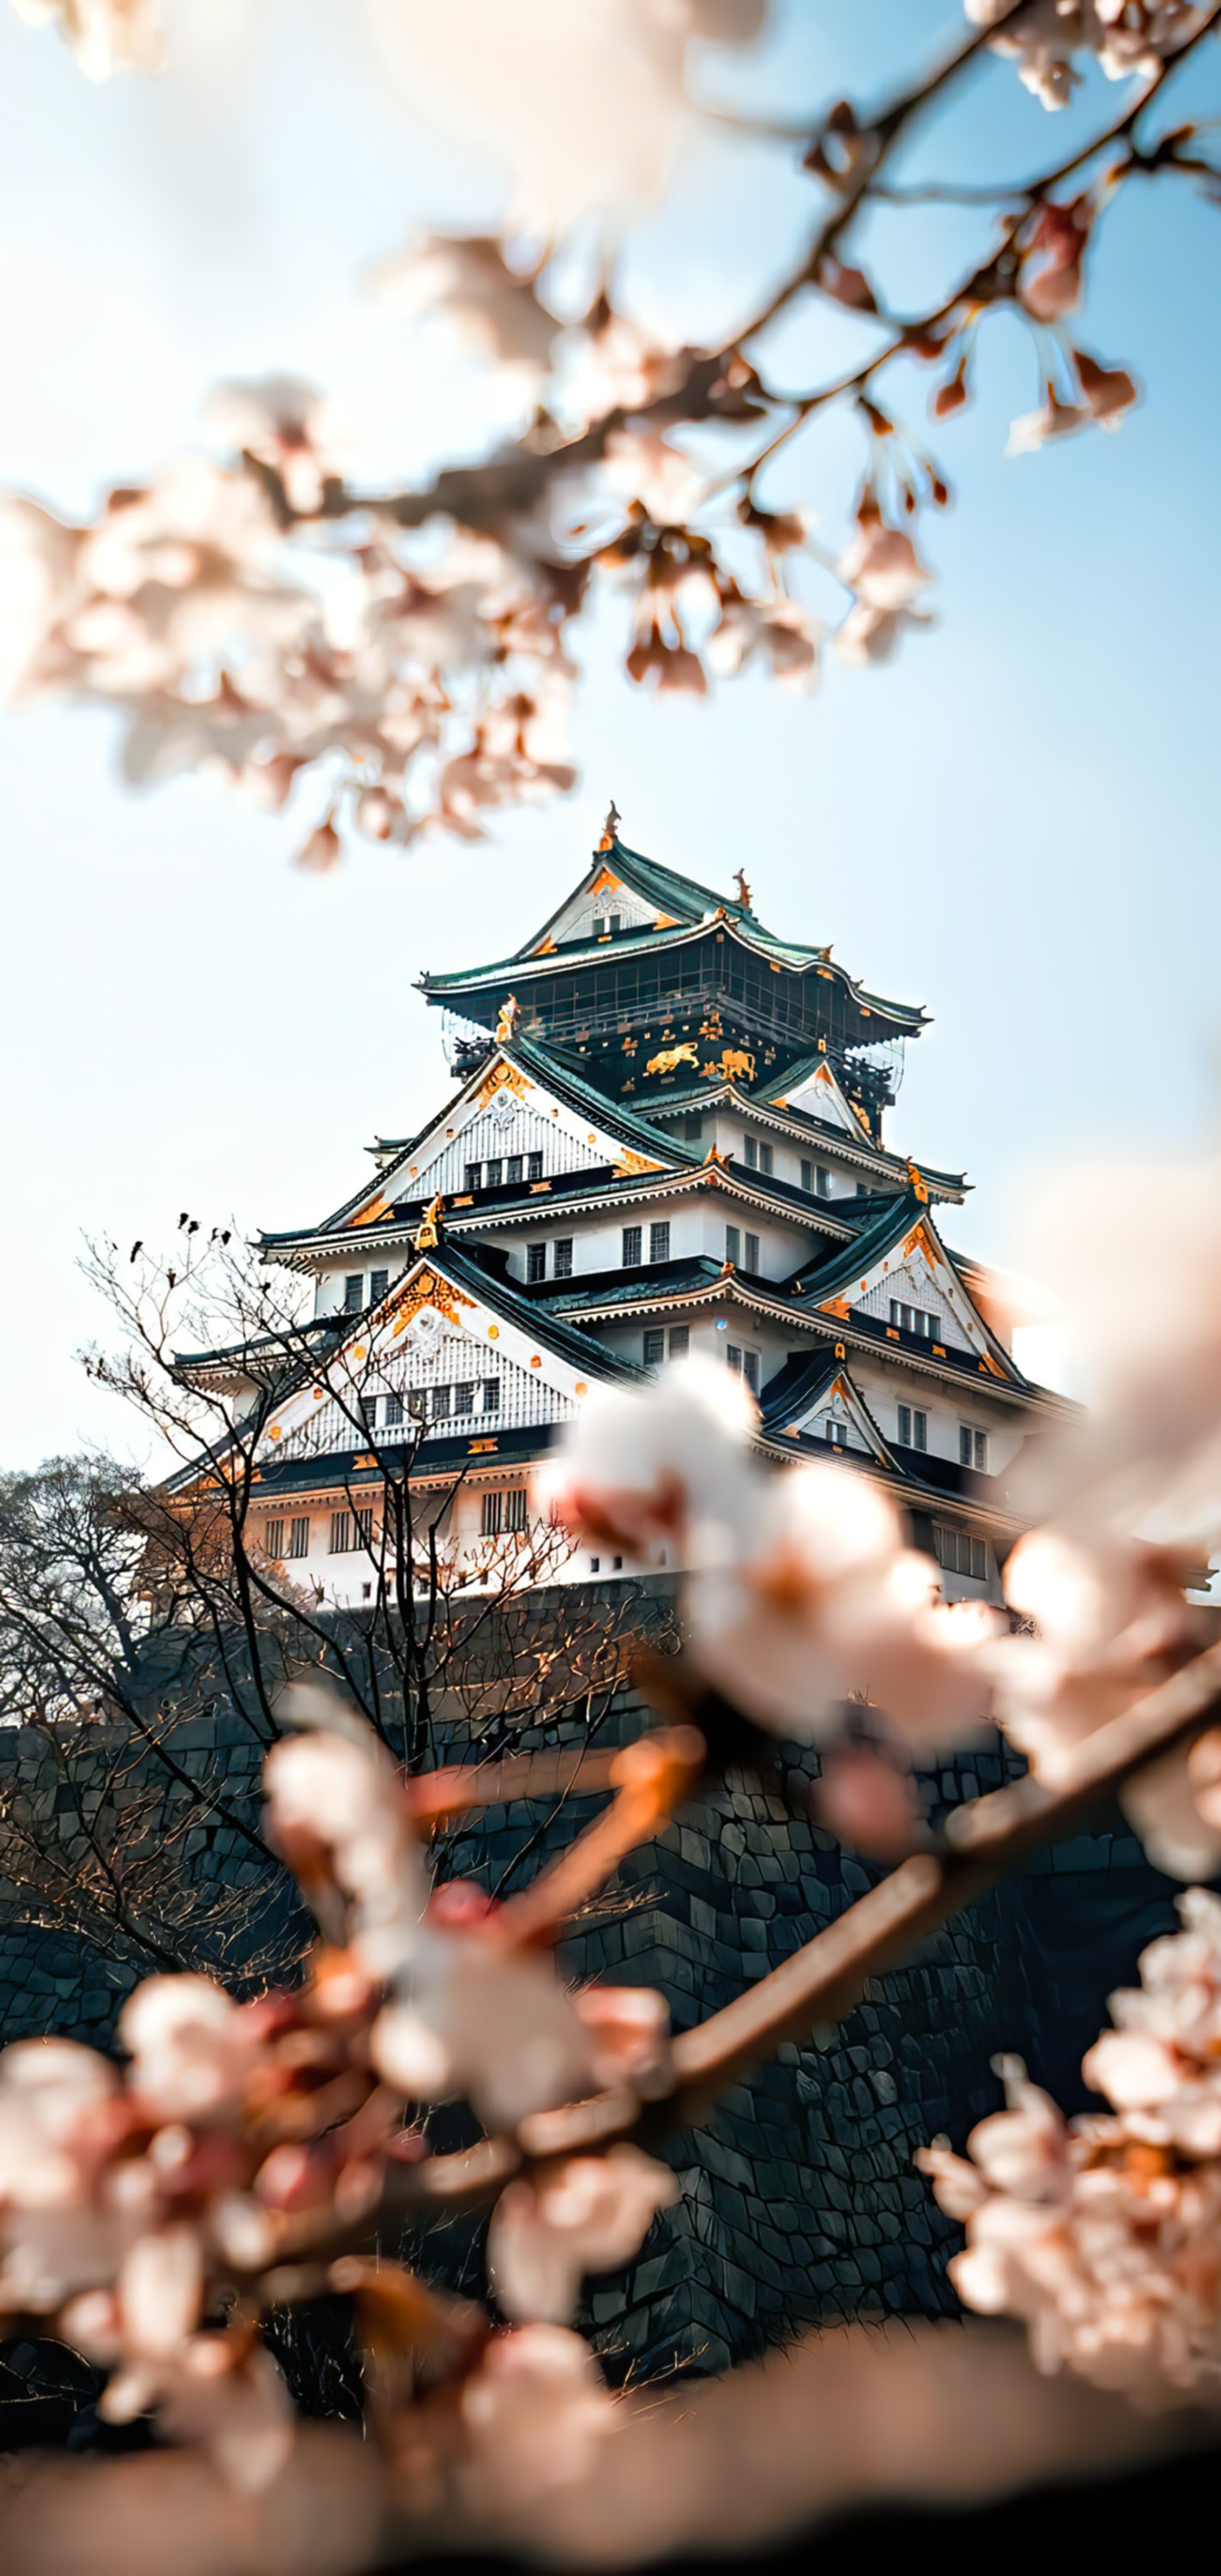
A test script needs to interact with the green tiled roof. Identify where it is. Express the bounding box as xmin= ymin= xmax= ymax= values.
xmin=420 ymin=836 xmax=927 ymax=1038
